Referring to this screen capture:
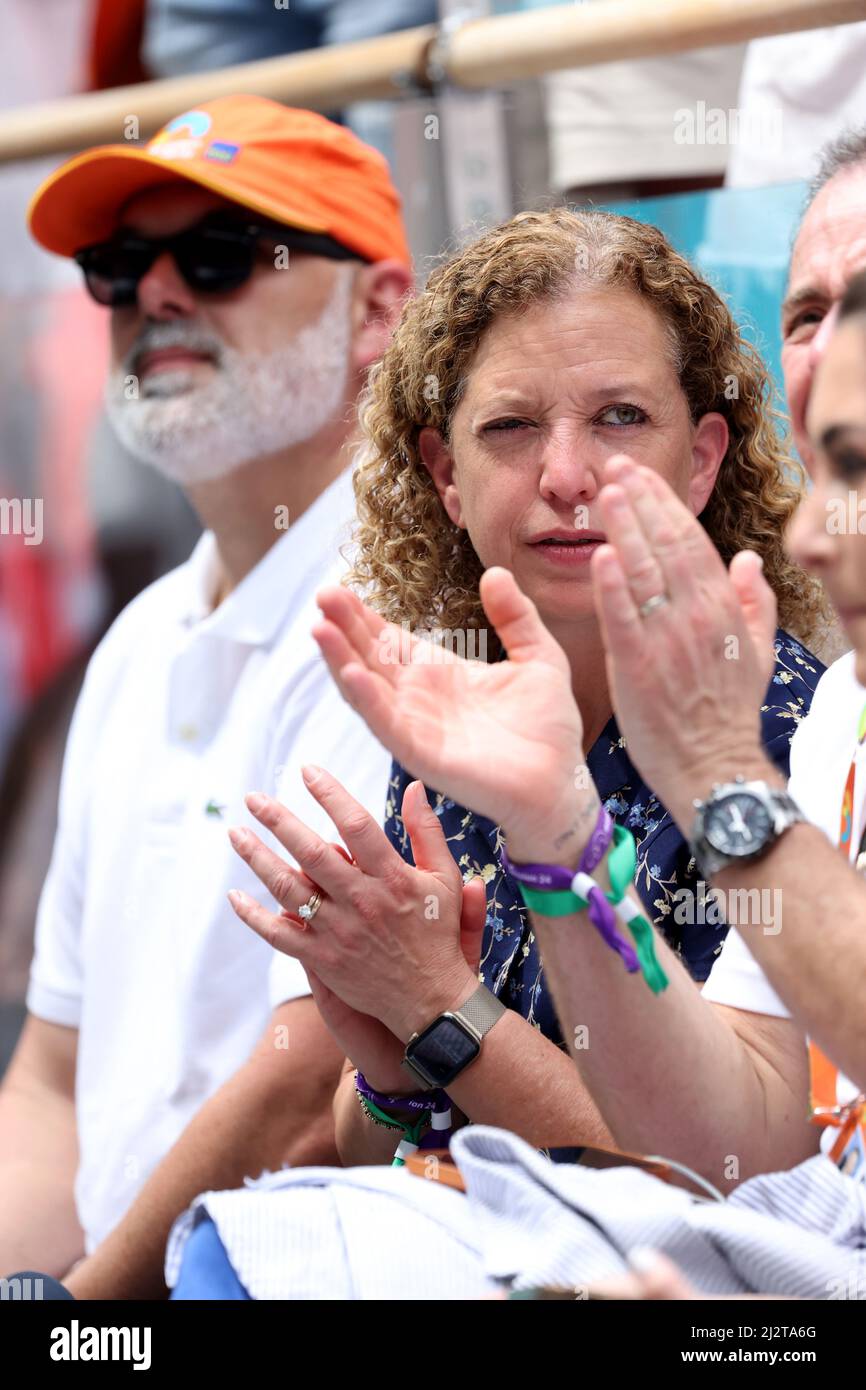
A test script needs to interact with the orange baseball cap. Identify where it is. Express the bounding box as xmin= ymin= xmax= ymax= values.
xmin=28 ymin=94 xmax=411 ymax=267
